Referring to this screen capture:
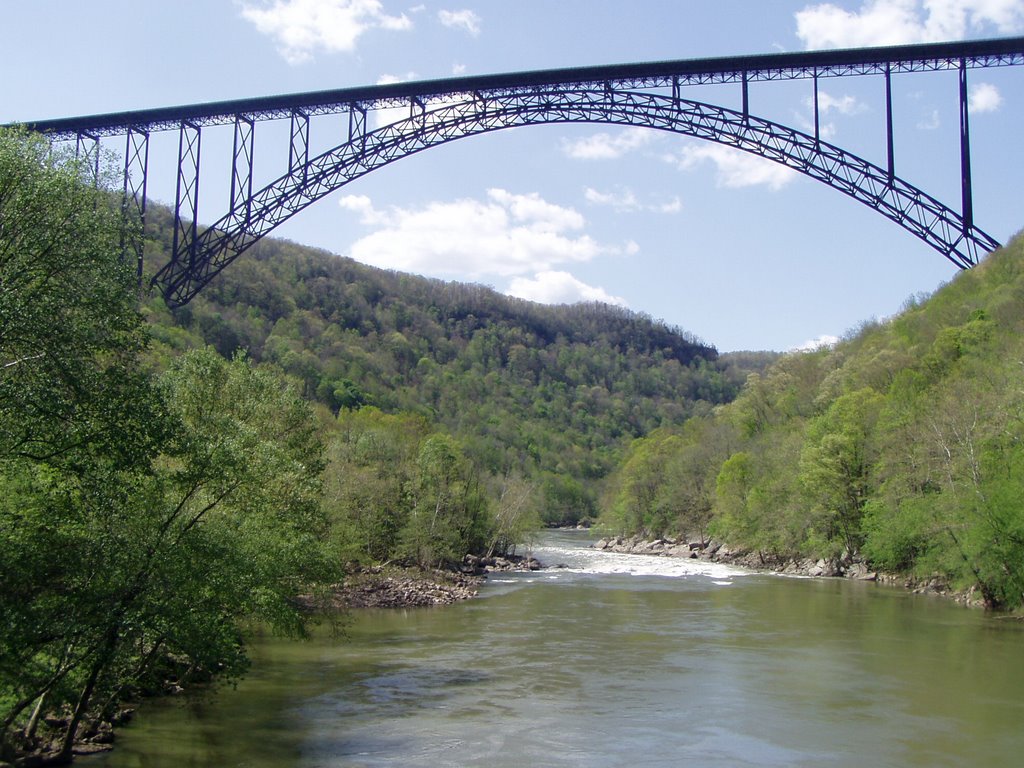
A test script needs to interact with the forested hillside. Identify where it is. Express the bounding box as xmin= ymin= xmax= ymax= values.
xmin=603 ymin=232 xmax=1024 ymax=610
xmin=5 ymin=124 xmax=1022 ymax=768
xmin=141 ymin=205 xmax=764 ymax=523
